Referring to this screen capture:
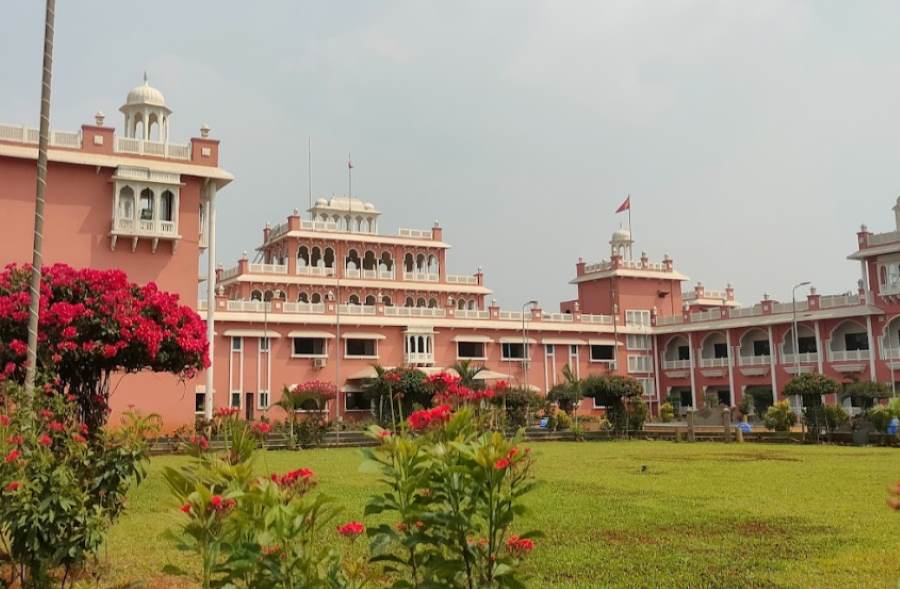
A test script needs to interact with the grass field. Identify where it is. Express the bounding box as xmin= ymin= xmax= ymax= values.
xmin=103 ymin=441 xmax=900 ymax=589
